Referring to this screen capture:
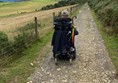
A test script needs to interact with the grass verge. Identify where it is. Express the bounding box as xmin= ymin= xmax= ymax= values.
xmin=0 ymin=31 xmax=53 ymax=83
xmin=92 ymin=10 xmax=118 ymax=73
